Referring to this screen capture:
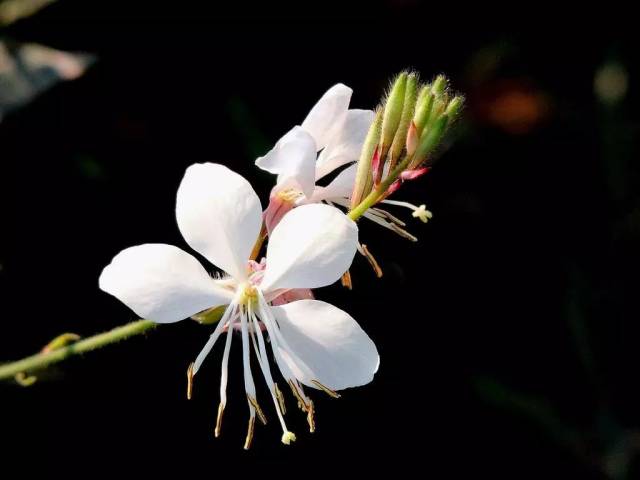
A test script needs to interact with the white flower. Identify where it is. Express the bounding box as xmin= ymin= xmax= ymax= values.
xmin=256 ymin=83 xmax=433 ymax=246
xmin=99 ymin=163 xmax=379 ymax=448
xmin=256 ymin=84 xmax=375 ymax=233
